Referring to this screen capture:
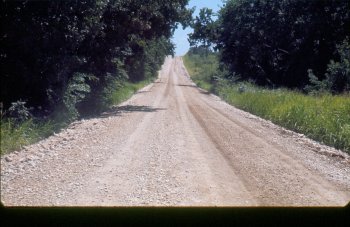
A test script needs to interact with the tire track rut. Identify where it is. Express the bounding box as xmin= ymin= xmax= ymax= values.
xmin=1 ymin=56 xmax=349 ymax=206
